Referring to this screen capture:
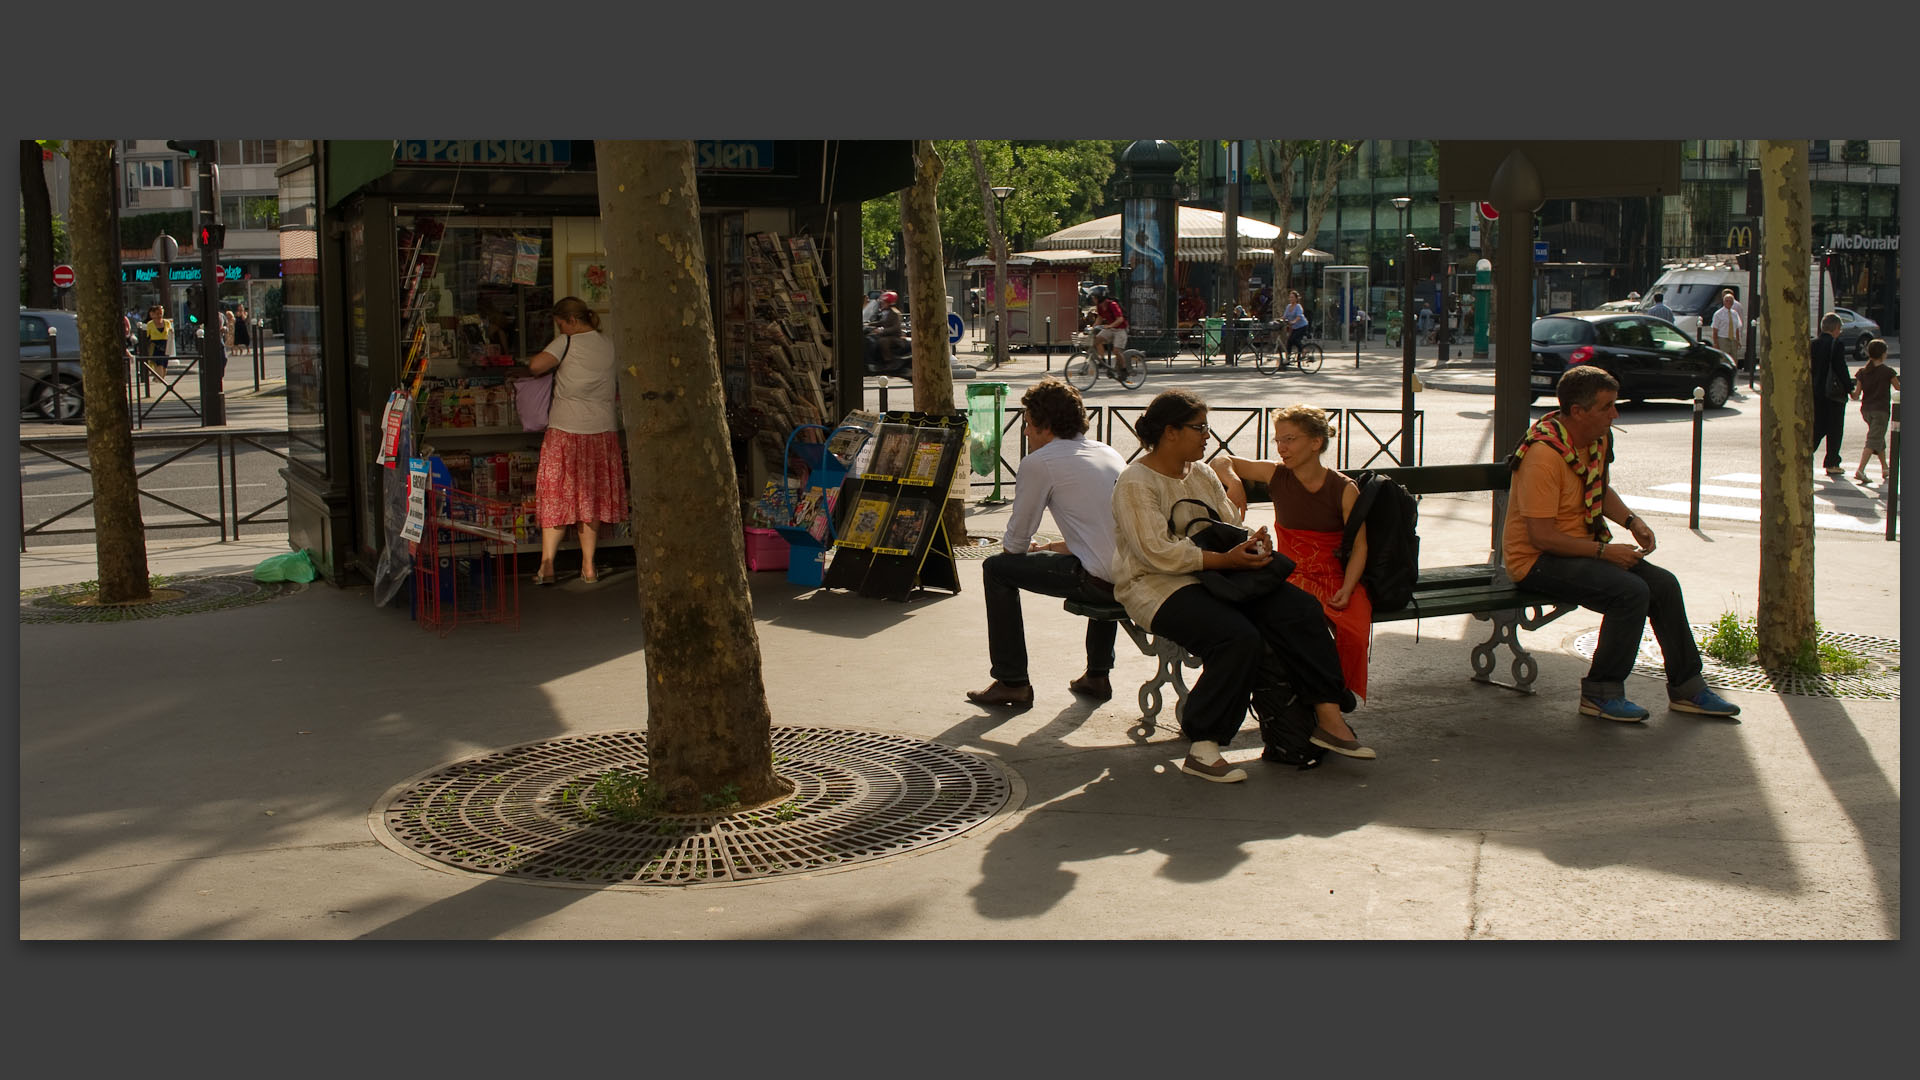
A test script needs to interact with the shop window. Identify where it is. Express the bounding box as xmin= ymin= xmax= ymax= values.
xmin=220 ymin=195 xmax=282 ymax=231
